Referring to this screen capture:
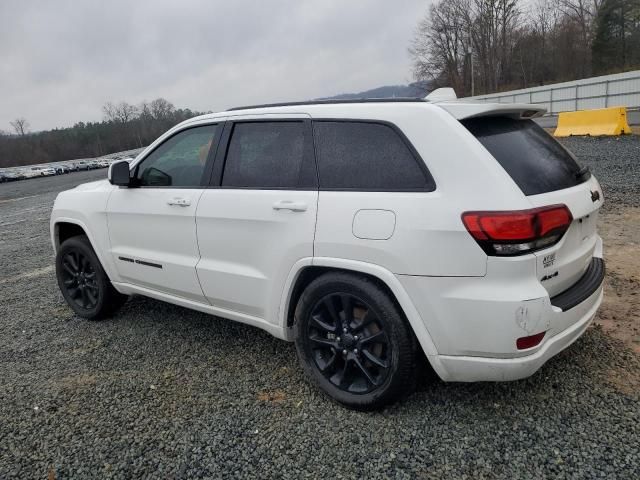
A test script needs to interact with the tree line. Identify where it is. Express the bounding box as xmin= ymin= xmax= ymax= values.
xmin=0 ymin=98 xmax=204 ymax=168
xmin=3 ymin=1 xmax=638 ymax=168
xmin=410 ymin=0 xmax=640 ymax=97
